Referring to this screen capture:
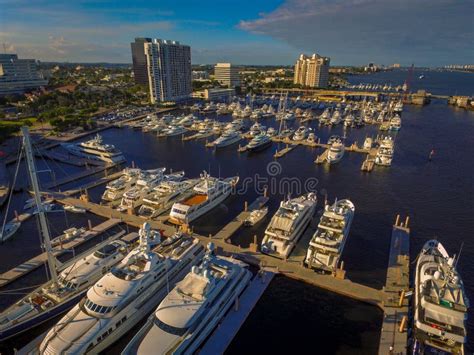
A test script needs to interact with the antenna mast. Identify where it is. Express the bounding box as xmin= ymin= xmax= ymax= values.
xmin=21 ymin=127 xmax=58 ymax=284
